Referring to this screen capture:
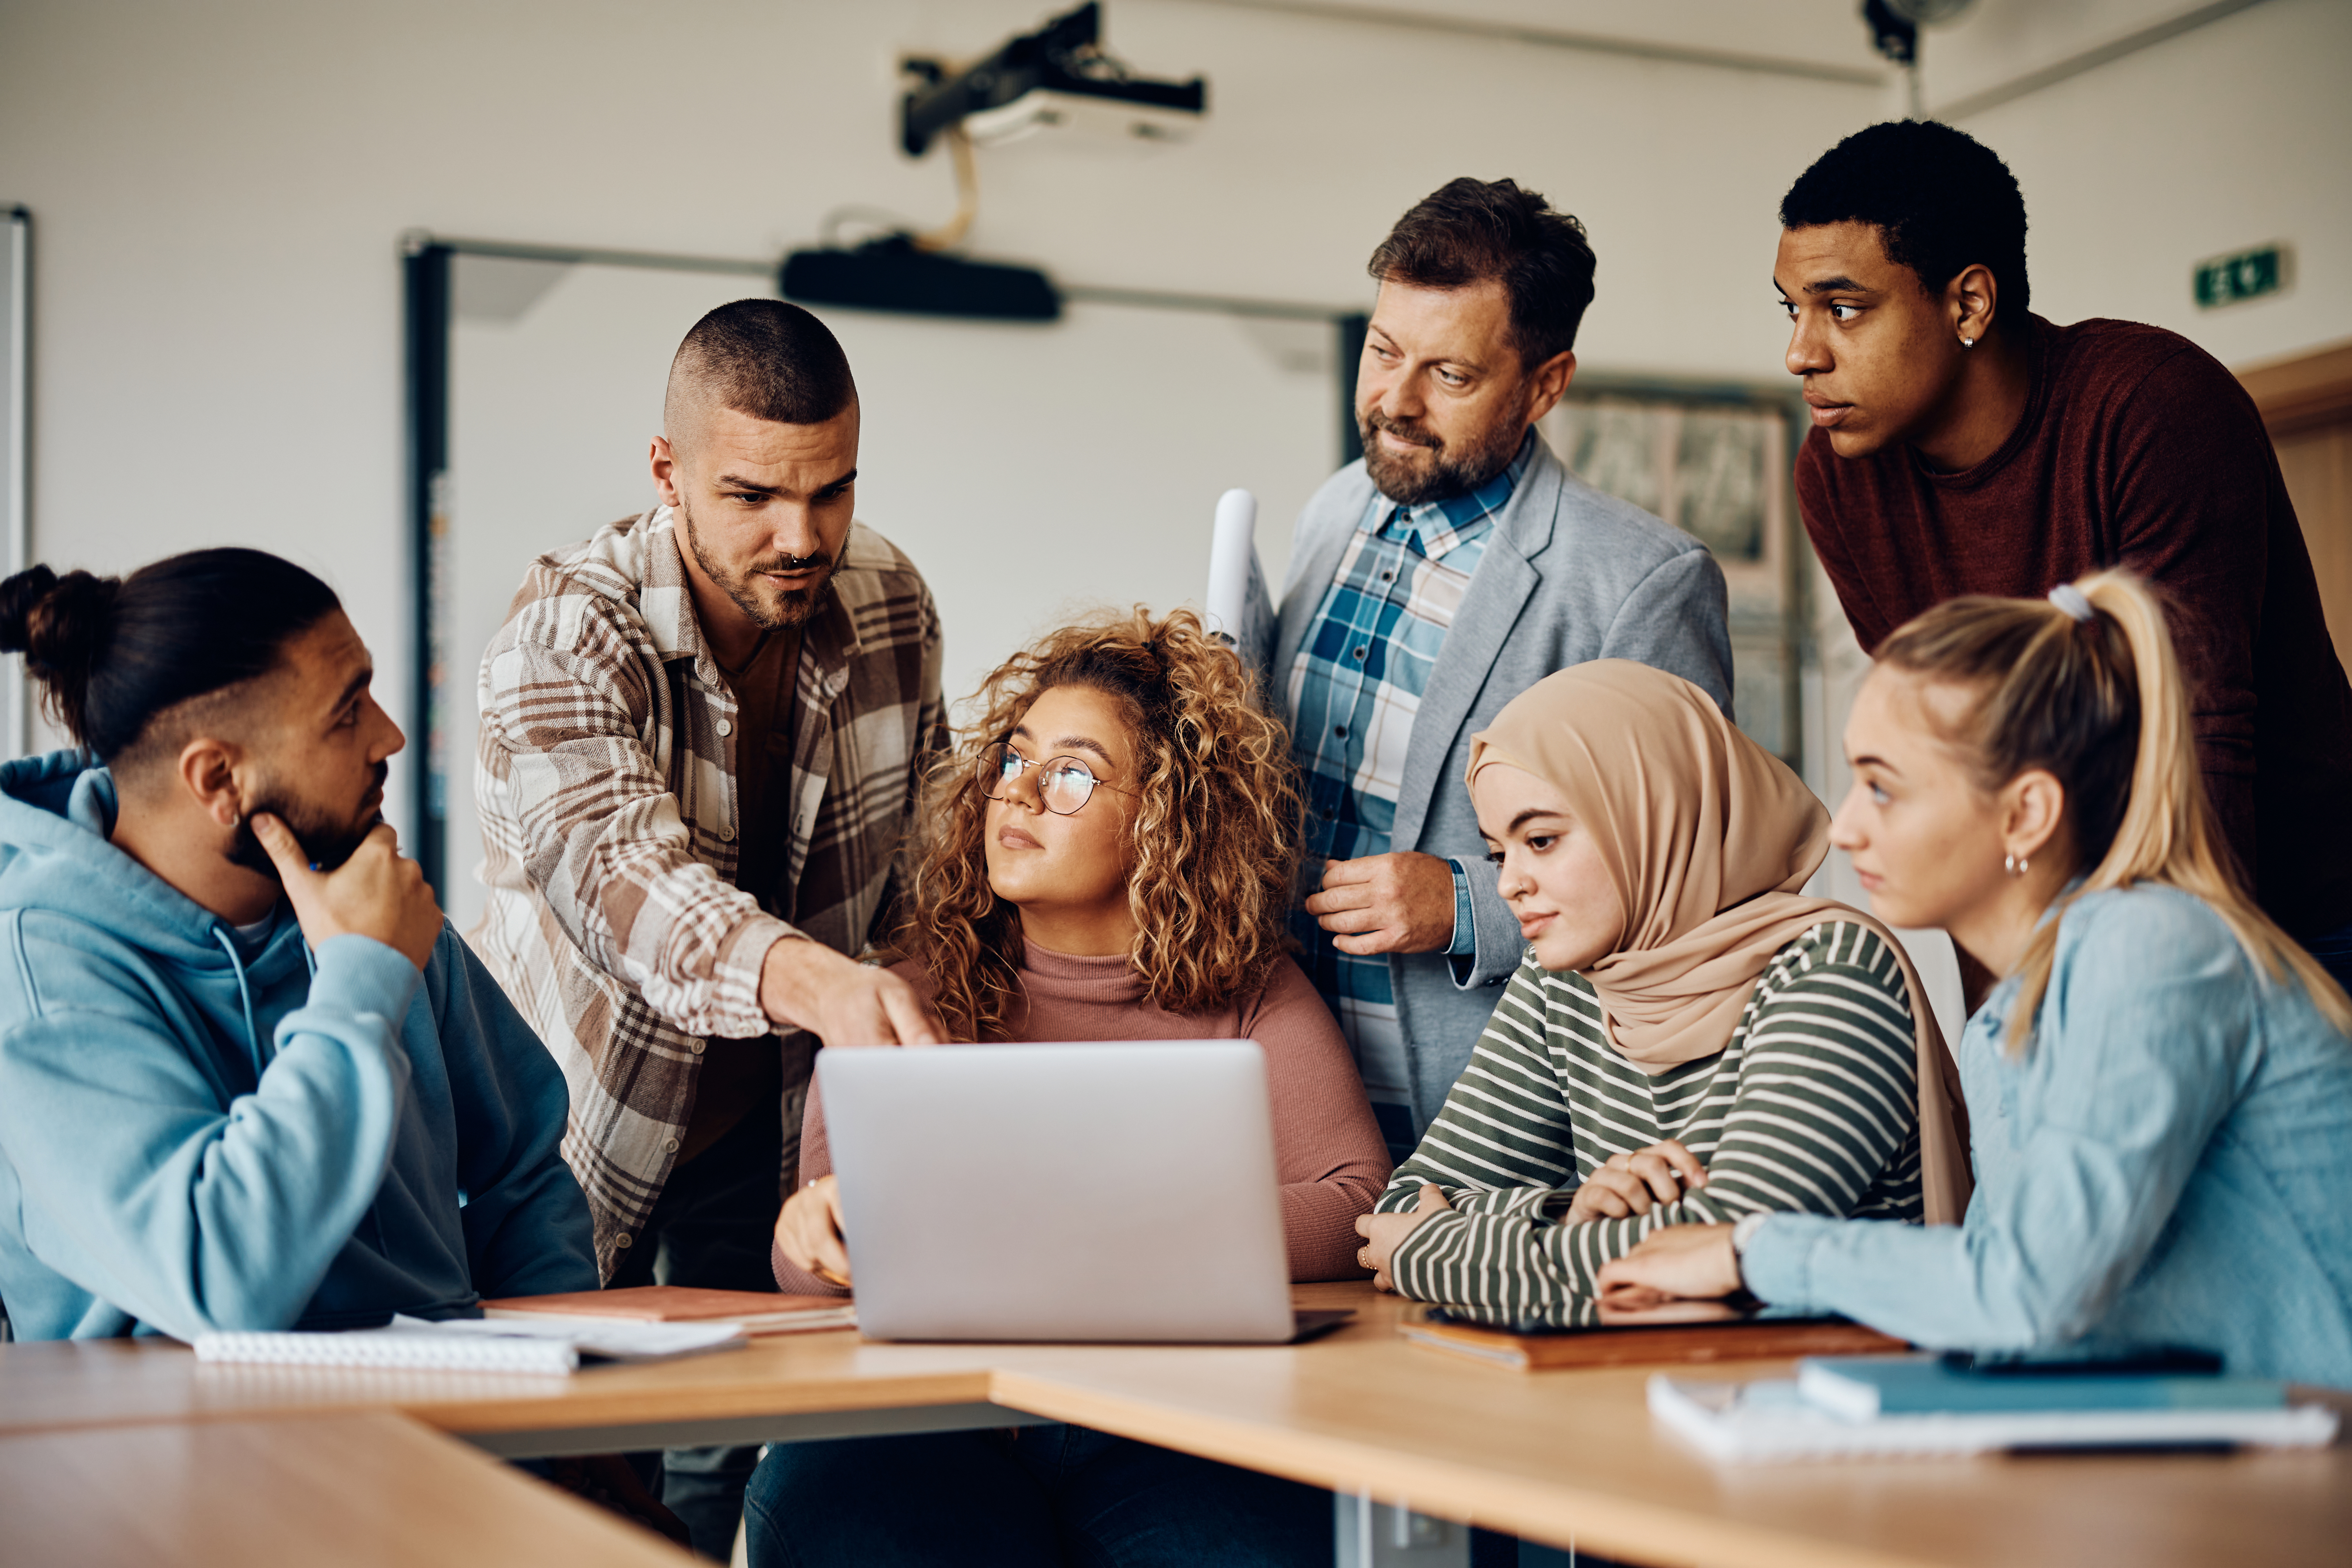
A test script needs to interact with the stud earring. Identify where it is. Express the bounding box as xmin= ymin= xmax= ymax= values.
xmin=1960 ymin=335 xmax=1976 ymax=350
xmin=2004 ymin=853 xmax=2029 ymax=877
